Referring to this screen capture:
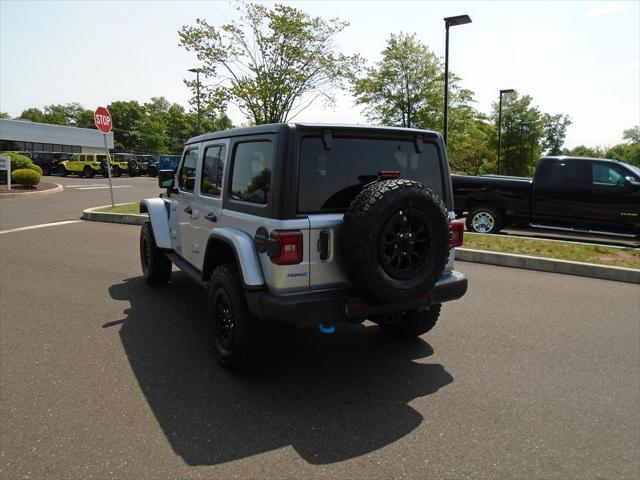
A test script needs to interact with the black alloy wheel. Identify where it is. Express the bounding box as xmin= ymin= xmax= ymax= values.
xmin=212 ymin=289 xmax=235 ymax=352
xmin=379 ymin=208 xmax=431 ymax=280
